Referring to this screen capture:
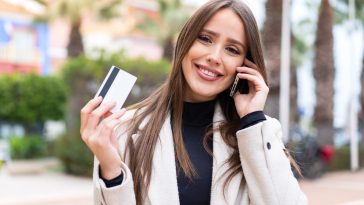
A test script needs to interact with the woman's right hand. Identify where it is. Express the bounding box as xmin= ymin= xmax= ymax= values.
xmin=80 ymin=96 xmax=126 ymax=180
